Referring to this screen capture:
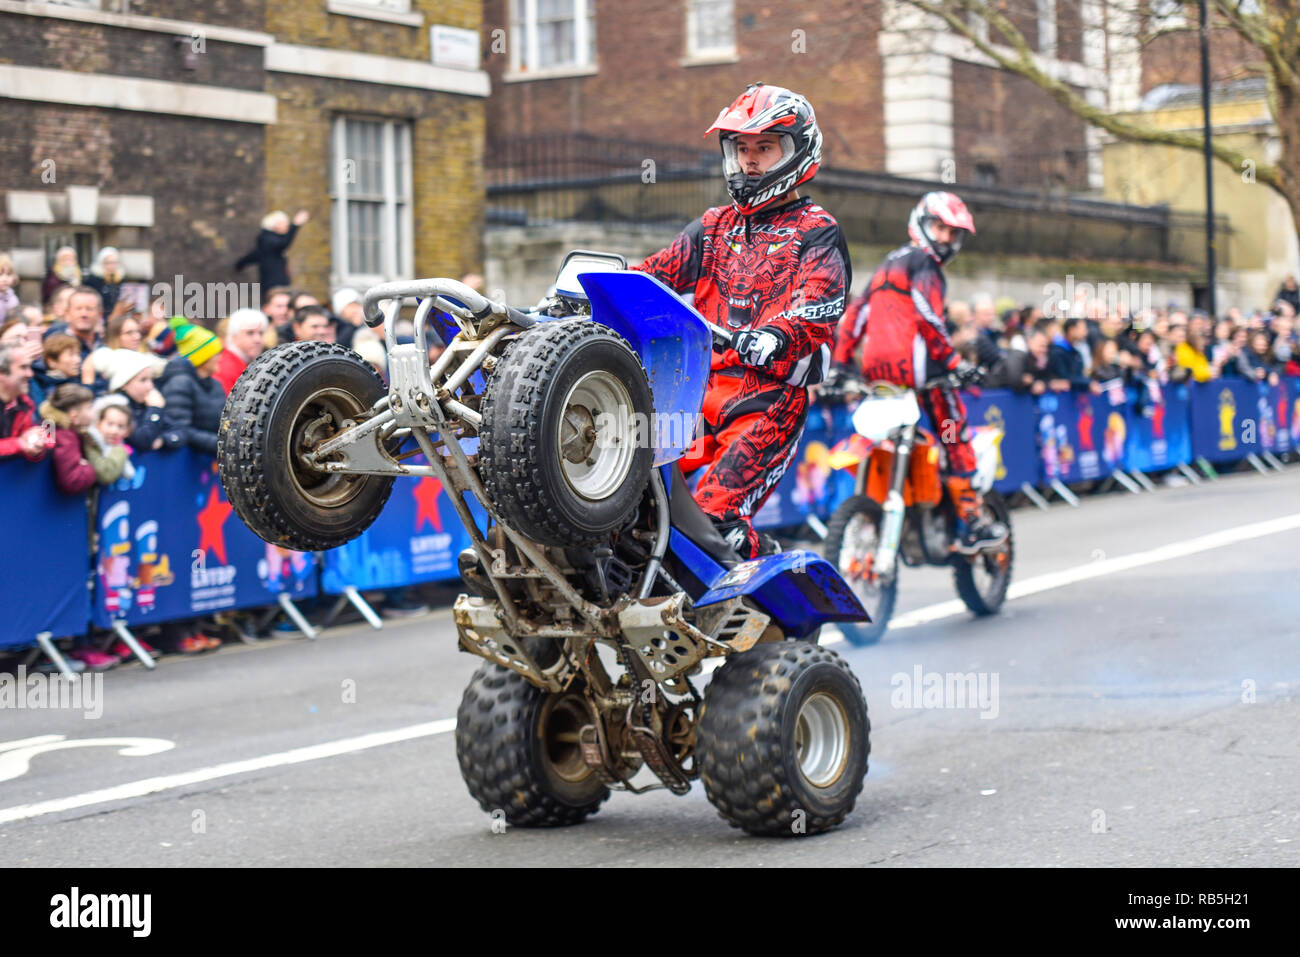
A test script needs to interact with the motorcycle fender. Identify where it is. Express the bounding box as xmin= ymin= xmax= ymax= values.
xmin=578 ymin=271 xmax=712 ymax=466
xmin=694 ymin=551 xmax=870 ymax=638
xmin=971 ymin=425 xmax=1001 ymax=493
